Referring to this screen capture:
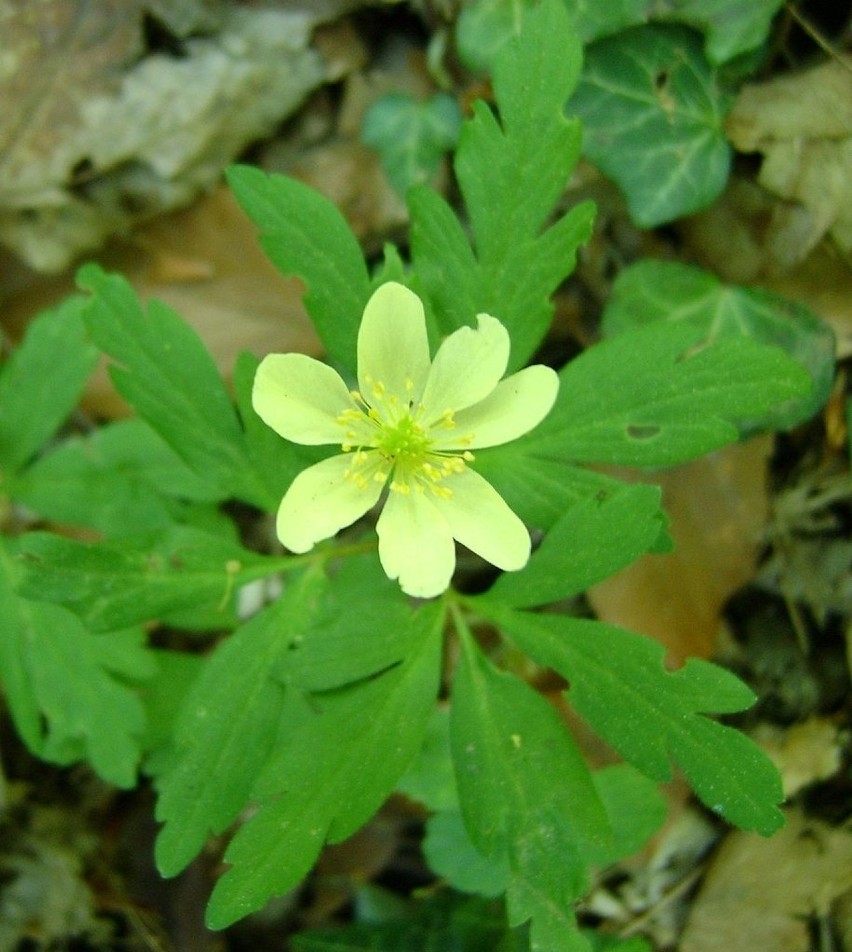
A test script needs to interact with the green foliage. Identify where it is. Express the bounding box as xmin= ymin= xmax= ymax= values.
xmin=0 ymin=296 xmax=97 ymax=475
xmin=0 ymin=0 xmax=825 ymax=946
xmin=78 ymin=264 xmax=269 ymax=508
xmin=203 ymin=600 xmax=443 ymax=929
xmin=292 ymin=892 xmax=529 ymax=952
xmin=10 ymin=418 xmax=222 ymax=537
xmin=412 ymin=0 xmax=595 ymax=369
xmin=362 ymin=92 xmax=462 ymax=197
xmin=456 ymin=0 xmax=782 ymax=72
xmin=570 ymin=24 xmax=732 ymax=226
xmin=0 ymin=542 xmax=154 ymax=787
xmin=489 ymin=482 xmax=668 ymax=608
xmin=528 ymin=321 xmax=810 ymax=467
xmin=451 ymin=620 xmax=610 ymax=951
xmin=456 ymin=0 xmax=529 ymax=73
xmin=603 ymin=259 xmax=836 ymax=431
xmin=226 ymin=165 xmax=371 ymax=376
xmin=482 ymin=604 xmax=785 ymax=835
xmin=15 ymin=525 xmax=274 ymax=632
